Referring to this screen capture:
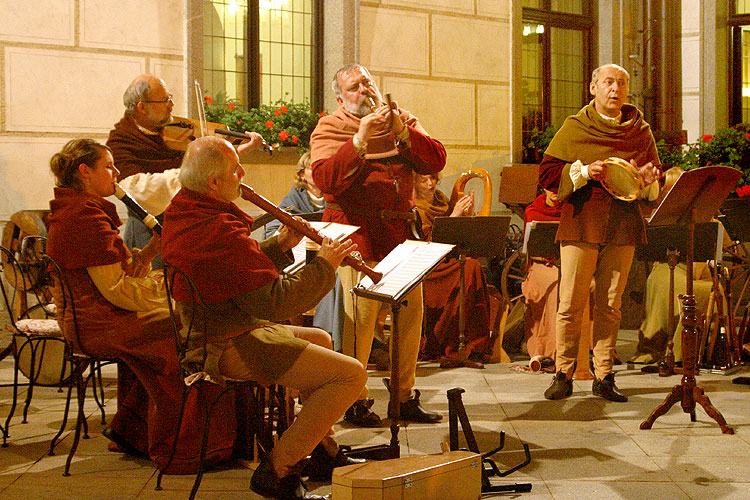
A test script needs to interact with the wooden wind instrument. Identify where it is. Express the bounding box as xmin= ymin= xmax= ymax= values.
xmin=114 ymin=183 xmax=162 ymax=235
xmin=239 ymin=183 xmax=383 ymax=283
